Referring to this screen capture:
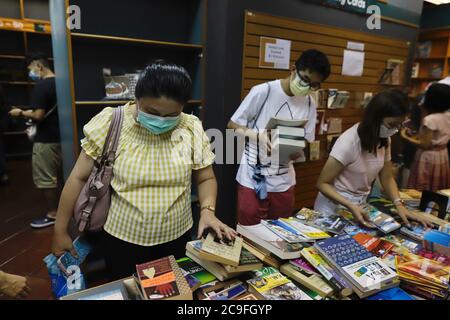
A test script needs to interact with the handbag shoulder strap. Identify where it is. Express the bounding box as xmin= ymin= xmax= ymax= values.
xmin=249 ymin=82 xmax=271 ymax=129
xmin=101 ymin=106 xmax=125 ymax=163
